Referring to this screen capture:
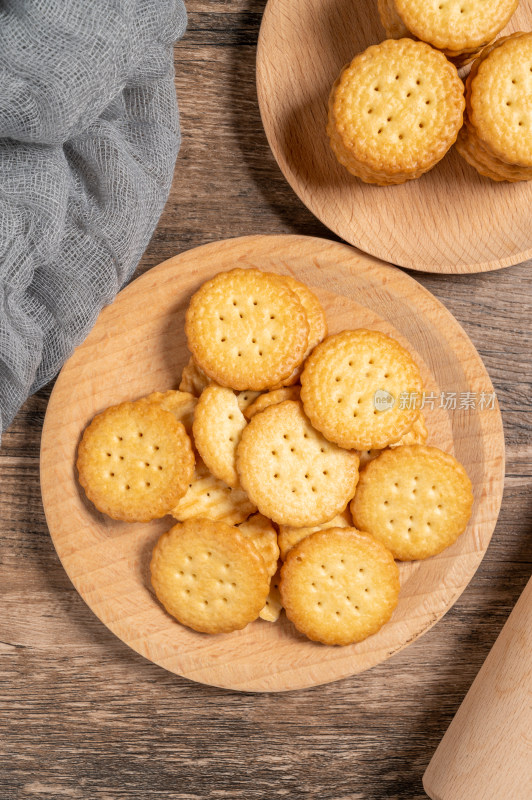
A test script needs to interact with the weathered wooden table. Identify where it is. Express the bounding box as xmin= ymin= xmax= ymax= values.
xmin=1 ymin=3 xmax=531 ymax=798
